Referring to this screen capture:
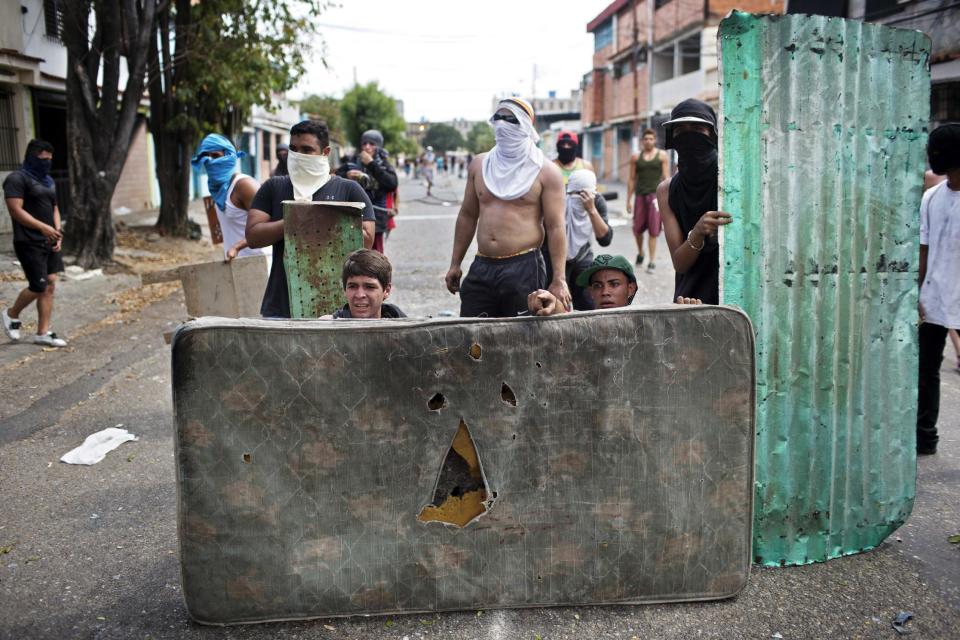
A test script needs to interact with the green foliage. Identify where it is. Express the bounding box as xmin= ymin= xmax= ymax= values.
xmin=339 ymin=82 xmax=406 ymax=150
xmin=423 ymin=123 xmax=465 ymax=154
xmin=387 ymin=135 xmax=420 ymax=158
xmin=167 ymin=0 xmax=327 ymax=139
xmin=466 ymin=122 xmax=495 ymax=154
xmin=298 ymin=94 xmax=342 ymax=141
